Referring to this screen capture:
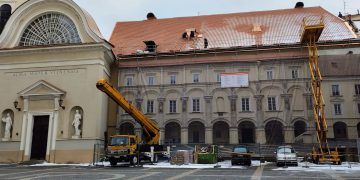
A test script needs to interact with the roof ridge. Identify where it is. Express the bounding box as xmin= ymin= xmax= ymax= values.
xmin=115 ymin=6 xmax=323 ymax=24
